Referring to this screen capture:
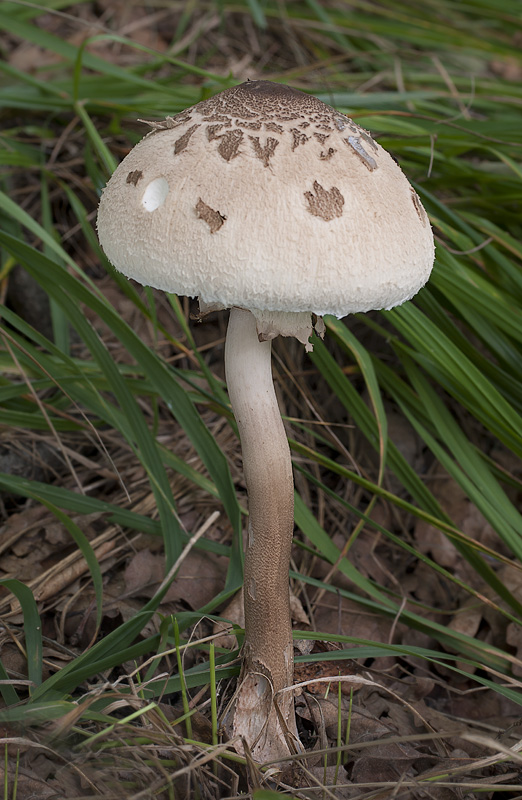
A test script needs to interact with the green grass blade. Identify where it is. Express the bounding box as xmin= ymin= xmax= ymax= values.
xmin=0 ymin=580 xmax=42 ymax=690
xmin=294 ymin=493 xmax=394 ymax=608
xmin=0 ymin=473 xmax=228 ymax=557
xmin=325 ymin=318 xmax=388 ymax=484
xmin=0 ymin=660 xmax=19 ymax=706
xmin=0 ymin=232 xmax=242 ymax=547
